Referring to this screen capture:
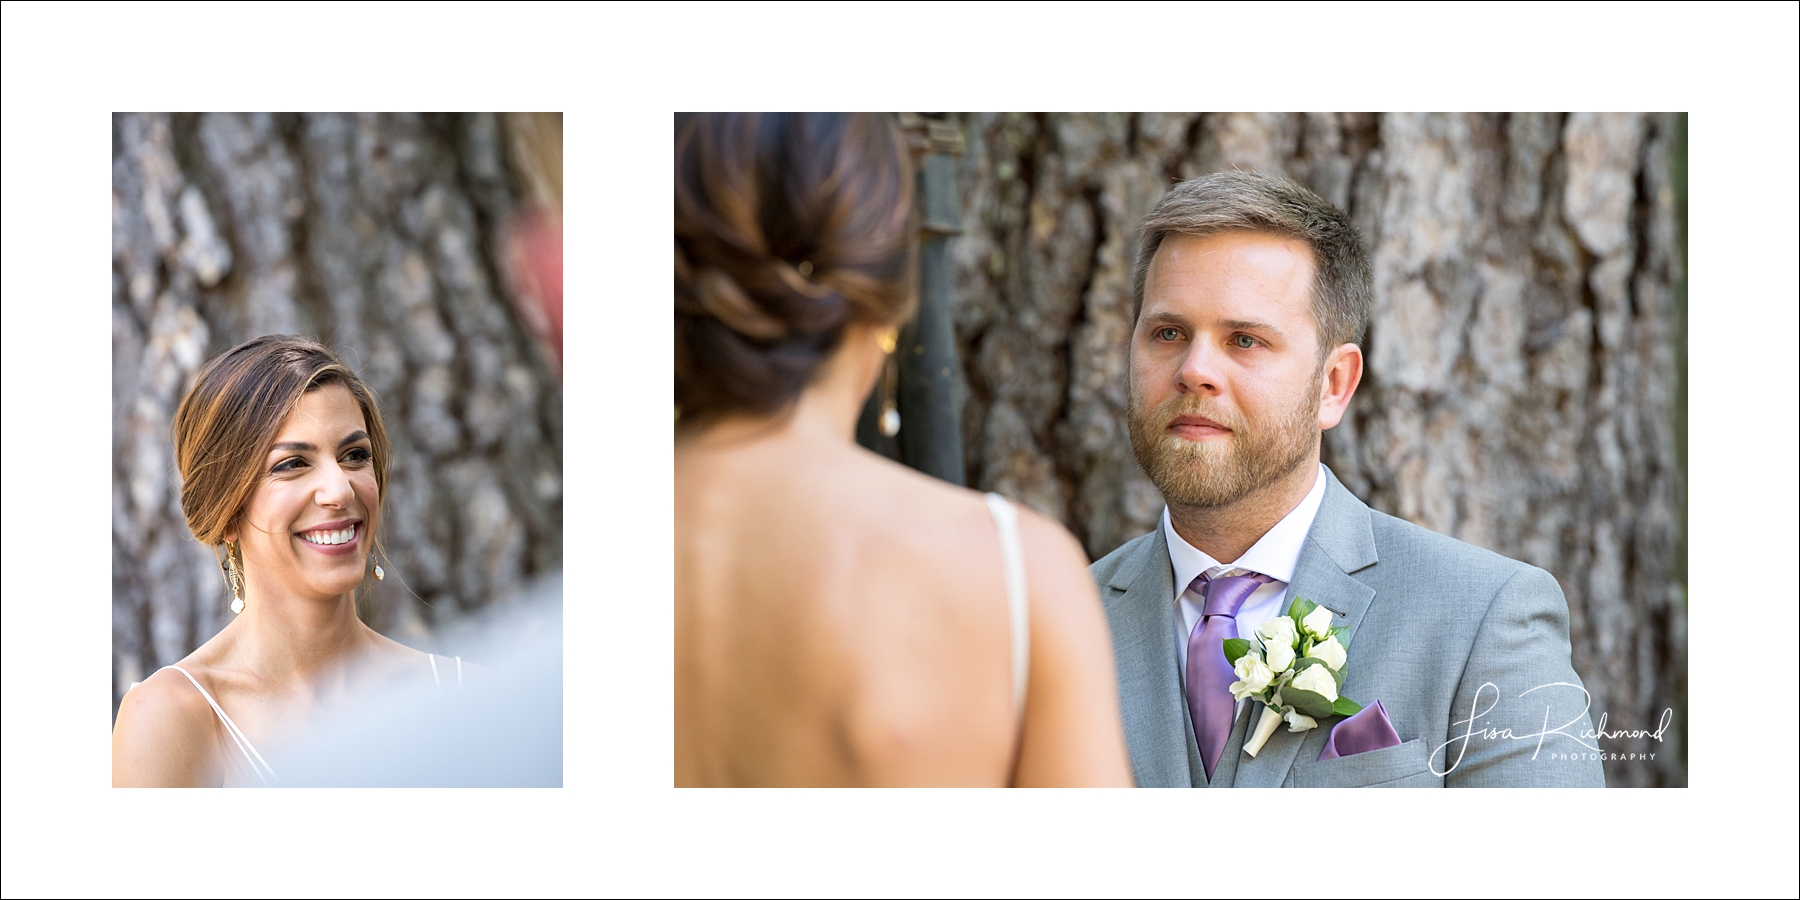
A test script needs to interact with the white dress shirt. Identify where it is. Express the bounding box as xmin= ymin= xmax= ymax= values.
xmin=1166 ymin=464 xmax=1328 ymax=681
